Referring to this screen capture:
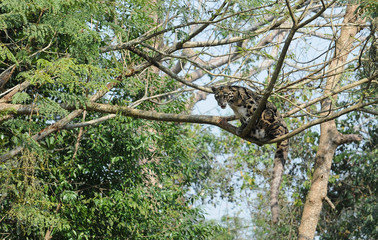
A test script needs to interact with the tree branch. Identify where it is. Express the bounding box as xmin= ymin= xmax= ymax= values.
xmin=100 ymin=2 xmax=274 ymax=53
xmin=358 ymin=107 xmax=378 ymax=115
xmin=1 ymin=98 xmax=376 ymax=163
xmin=335 ymin=133 xmax=363 ymax=145
xmin=324 ymin=195 xmax=335 ymax=210
xmin=240 ymin=24 xmax=298 ymax=137
xmin=0 ymin=81 xmax=31 ymax=103
xmin=127 ymin=46 xmax=212 ymax=92
xmin=87 ymin=99 xmax=376 ymax=144
xmin=64 ymin=114 xmax=117 ymax=129
xmin=283 ymin=75 xmax=375 ymax=117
